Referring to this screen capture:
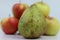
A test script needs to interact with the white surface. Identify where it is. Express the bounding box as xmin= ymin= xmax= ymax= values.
xmin=0 ymin=27 xmax=60 ymax=40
